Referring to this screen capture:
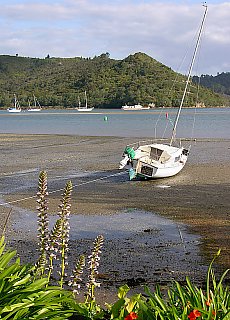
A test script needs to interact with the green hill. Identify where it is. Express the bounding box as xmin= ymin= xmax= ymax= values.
xmin=0 ymin=53 xmax=228 ymax=109
xmin=193 ymin=72 xmax=230 ymax=96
